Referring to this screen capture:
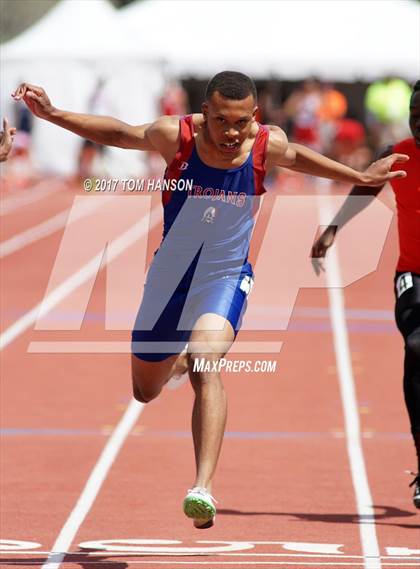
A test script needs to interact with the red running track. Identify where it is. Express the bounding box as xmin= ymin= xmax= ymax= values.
xmin=0 ymin=178 xmax=419 ymax=568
